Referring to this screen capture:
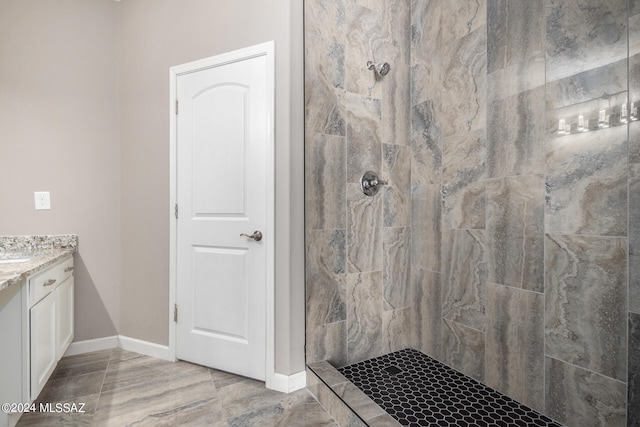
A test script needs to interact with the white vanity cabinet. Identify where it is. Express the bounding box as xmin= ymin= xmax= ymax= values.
xmin=28 ymin=256 xmax=74 ymax=401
